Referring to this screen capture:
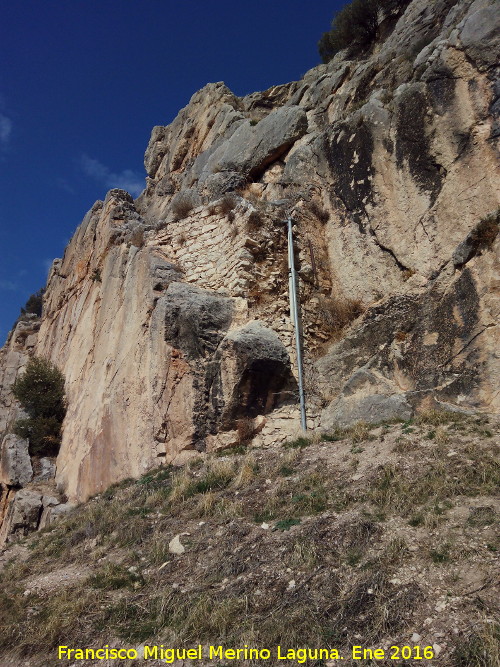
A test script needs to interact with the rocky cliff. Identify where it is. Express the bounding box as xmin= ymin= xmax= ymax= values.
xmin=0 ymin=0 xmax=499 ymax=543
